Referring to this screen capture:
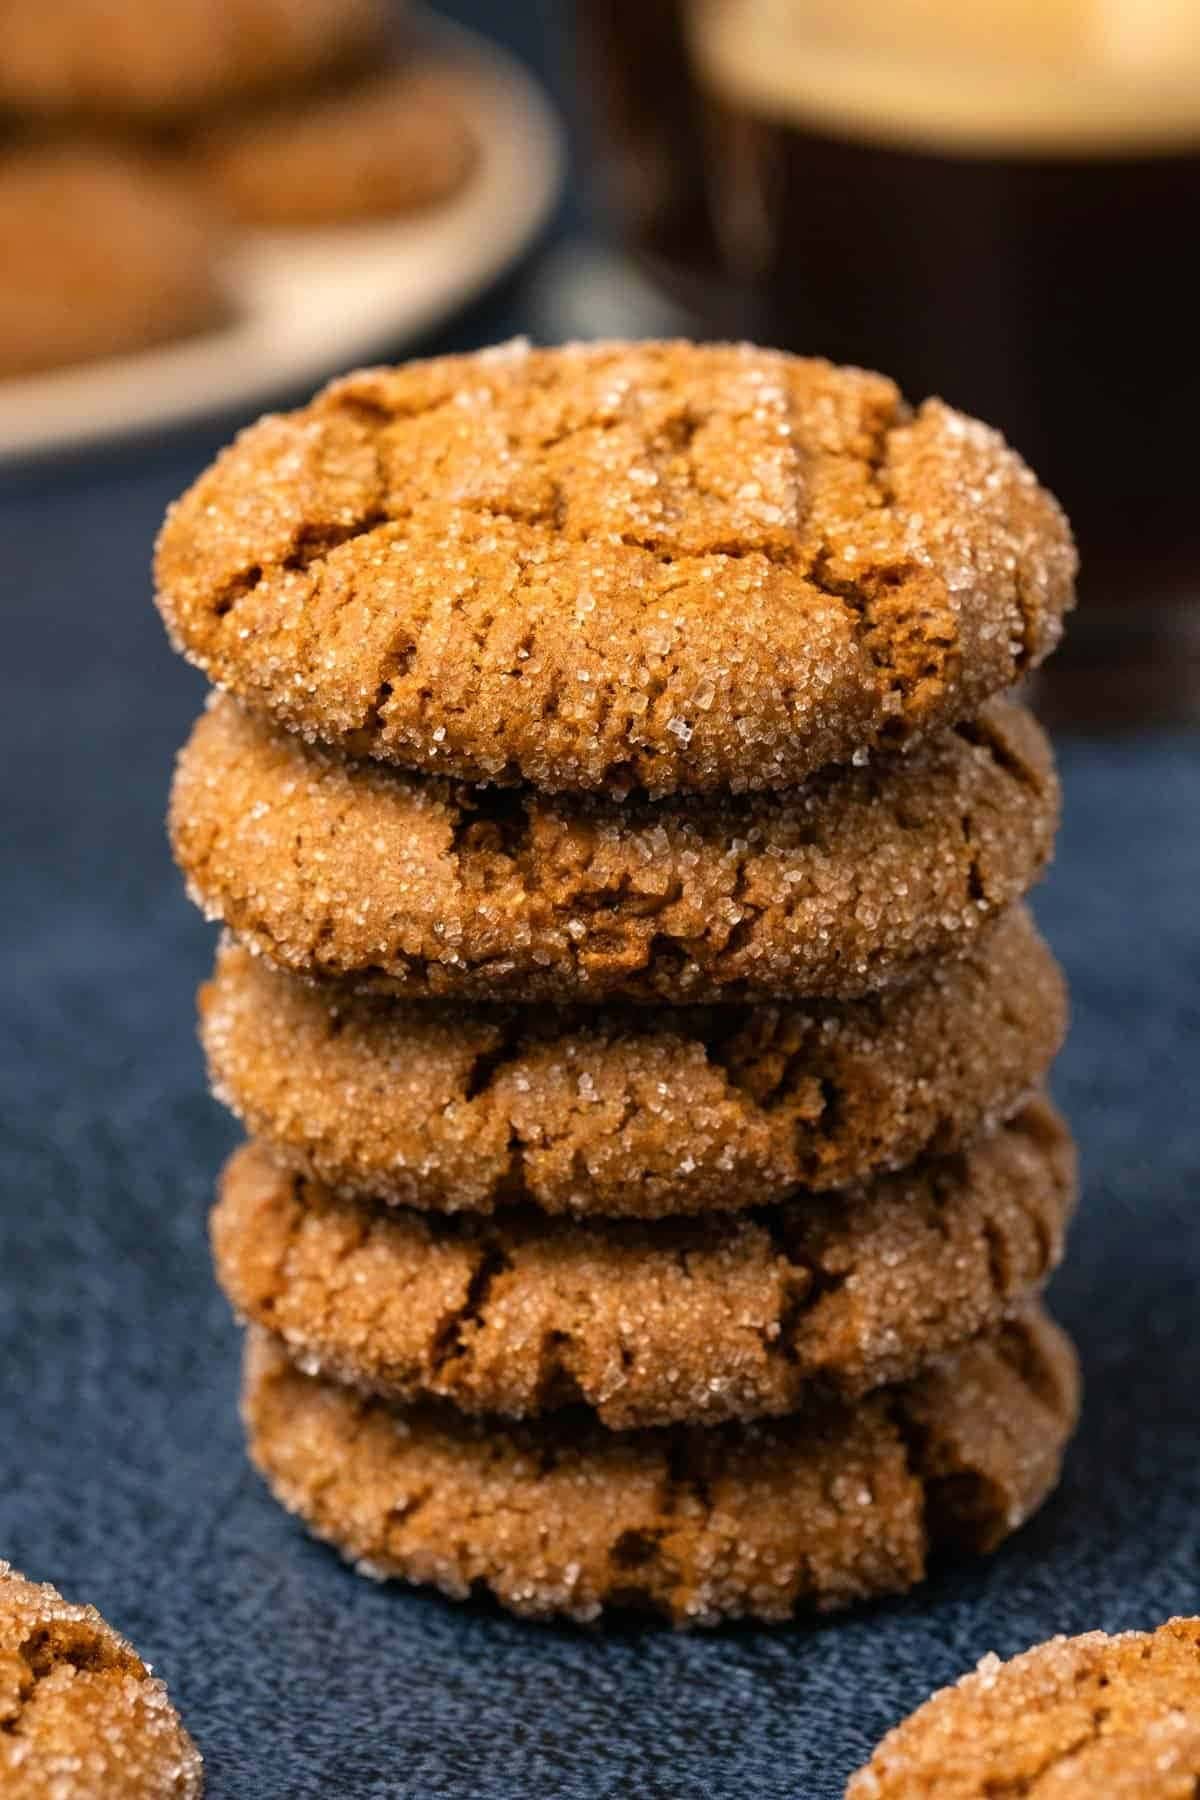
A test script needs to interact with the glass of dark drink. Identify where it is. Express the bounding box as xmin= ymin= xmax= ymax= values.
xmin=577 ymin=0 xmax=1200 ymax=721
